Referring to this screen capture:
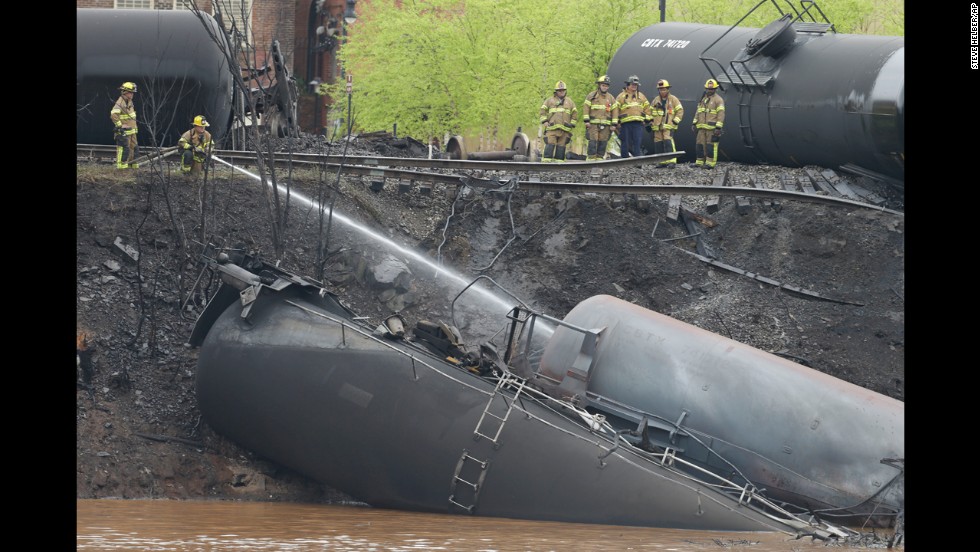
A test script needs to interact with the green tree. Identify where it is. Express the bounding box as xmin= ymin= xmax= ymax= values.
xmin=337 ymin=0 xmax=903 ymax=145
xmin=334 ymin=0 xmax=662 ymax=145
